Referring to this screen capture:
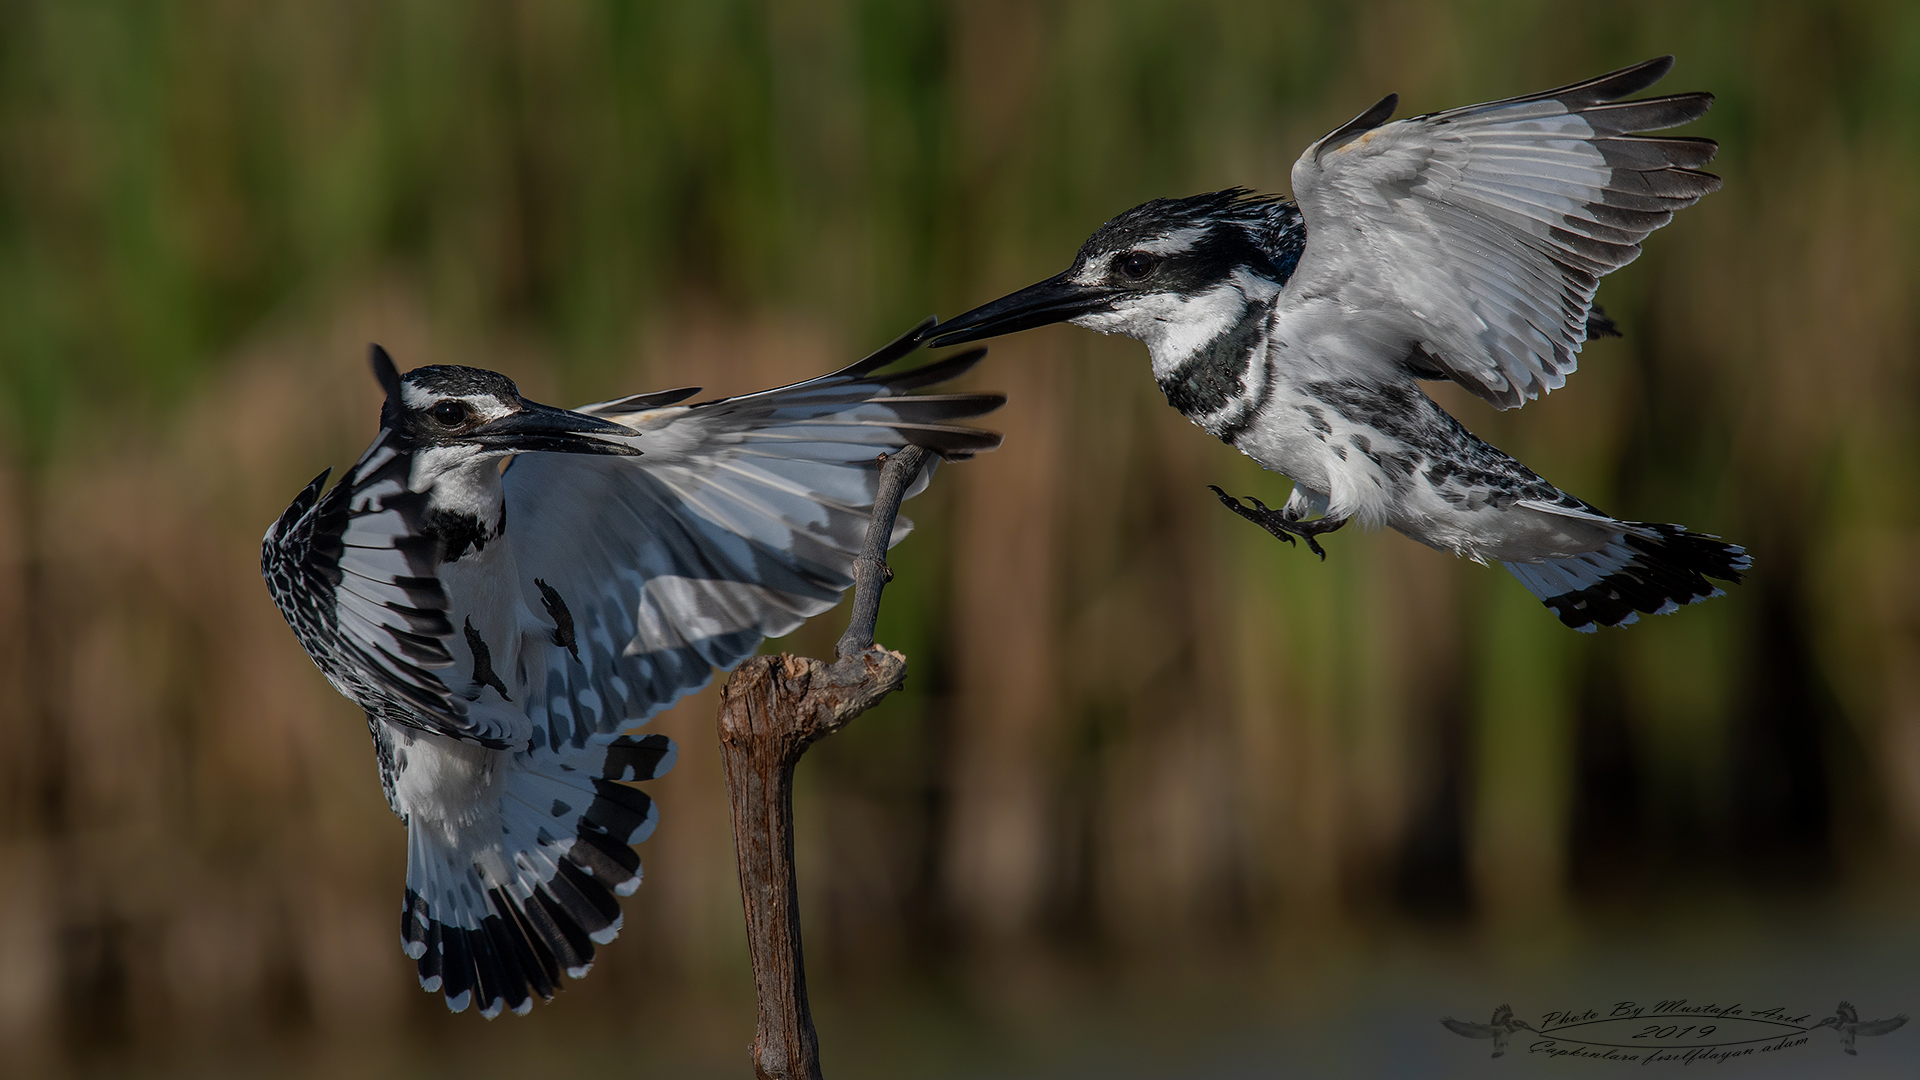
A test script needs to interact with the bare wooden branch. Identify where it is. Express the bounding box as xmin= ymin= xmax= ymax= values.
xmin=836 ymin=445 xmax=928 ymax=661
xmin=716 ymin=445 xmax=930 ymax=1080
